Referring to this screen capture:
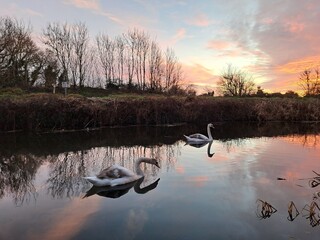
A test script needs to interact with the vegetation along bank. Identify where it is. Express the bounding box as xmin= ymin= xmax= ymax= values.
xmin=1 ymin=93 xmax=320 ymax=132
